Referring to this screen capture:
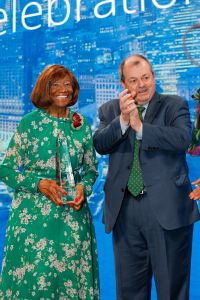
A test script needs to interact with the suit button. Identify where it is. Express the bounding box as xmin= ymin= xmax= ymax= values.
xmin=127 ymin=165 xmax=131 ymax=170
xmin=121 ymin=188 xmax=125 ymax=192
